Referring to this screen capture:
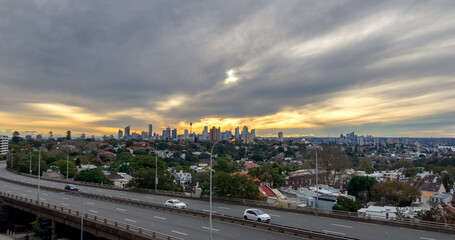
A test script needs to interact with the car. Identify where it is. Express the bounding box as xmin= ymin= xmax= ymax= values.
xmin=243 ymin=209 xmax=271 ymax=223
xmin=164 ymin=199 xmax=186 ymax=209
xmin=64 ymin=184 xmax=79 ymax=191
